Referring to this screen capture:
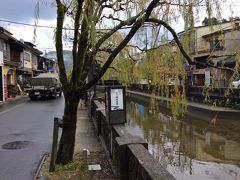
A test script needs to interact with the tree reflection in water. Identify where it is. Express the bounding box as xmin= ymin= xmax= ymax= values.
xmin=125 ymin=99 xmax=240 ymax=180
